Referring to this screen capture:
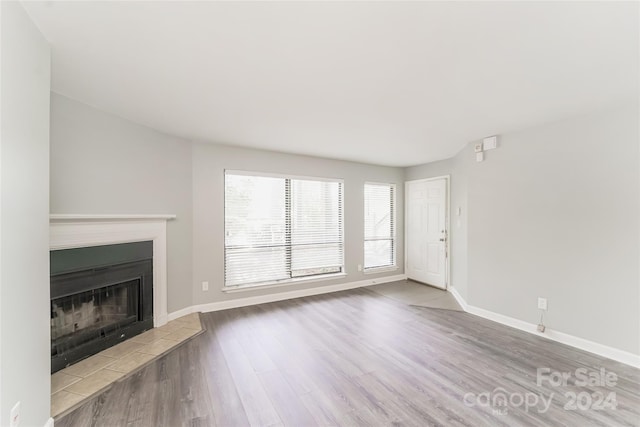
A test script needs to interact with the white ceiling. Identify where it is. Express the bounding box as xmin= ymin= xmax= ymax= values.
xmin=23 ymin=1 xmax=638 ymax=167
